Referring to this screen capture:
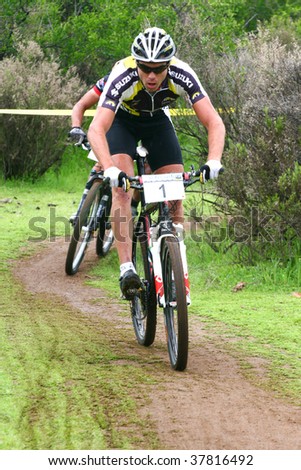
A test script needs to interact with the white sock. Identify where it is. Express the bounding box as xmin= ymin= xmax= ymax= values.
xmin=120 ymin=262 xmax=136 ymax=277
